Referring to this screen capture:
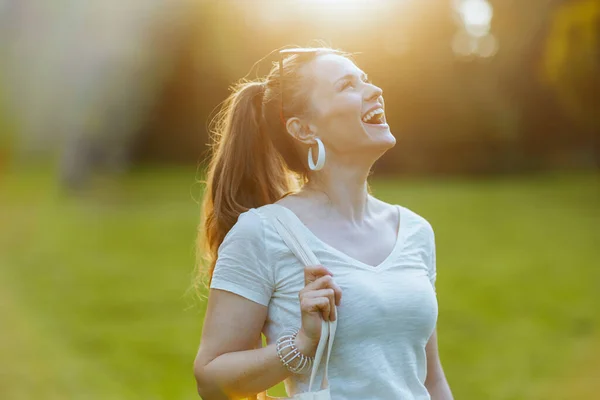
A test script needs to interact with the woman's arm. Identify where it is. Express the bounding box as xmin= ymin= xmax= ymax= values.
xmin=194 ymin=289 xmax=316 ymax=399
xmin=195 ymin=343 xmax=288 ymax=399
xmin=424 ymin=329 xmax=454 ymax=400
